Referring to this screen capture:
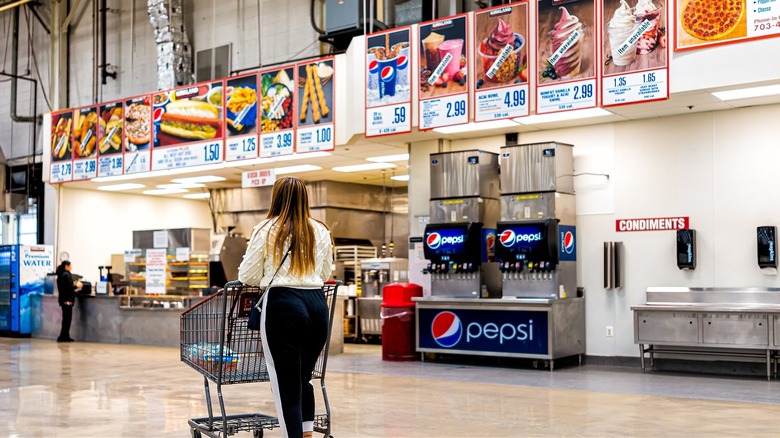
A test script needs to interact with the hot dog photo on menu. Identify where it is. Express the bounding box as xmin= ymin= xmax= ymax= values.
xmin=51 ymin=111 xmax=73 ymax=161
xmin=153 ymin=82 xmax=224 ymax=147
xmin=537 ymin=0 xmax=596 ymax=83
